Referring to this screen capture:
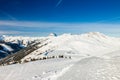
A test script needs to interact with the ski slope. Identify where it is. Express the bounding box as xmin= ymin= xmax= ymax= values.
xmin=57 ymin=57 xmax=120 ymax=80
xmin=0 ymin=58 xmax=75 ymax=80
